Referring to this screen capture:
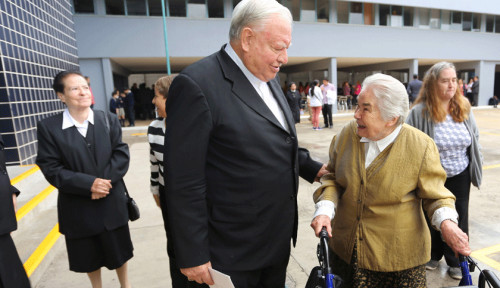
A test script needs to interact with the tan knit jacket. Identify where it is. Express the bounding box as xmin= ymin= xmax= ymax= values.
xmin=314 ymin=121 xmax=456 ymax=272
